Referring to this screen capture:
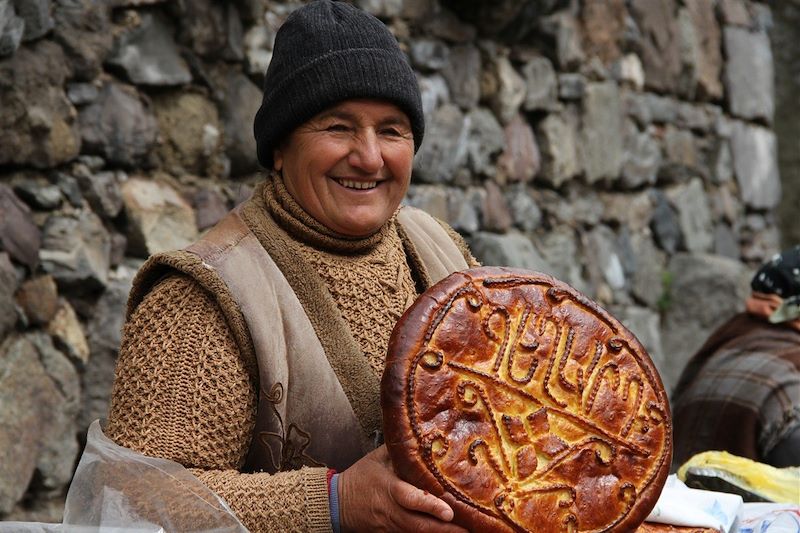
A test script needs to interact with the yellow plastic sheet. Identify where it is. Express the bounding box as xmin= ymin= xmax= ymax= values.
xmin=677 ymin=451 xmax=800 ymax=505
